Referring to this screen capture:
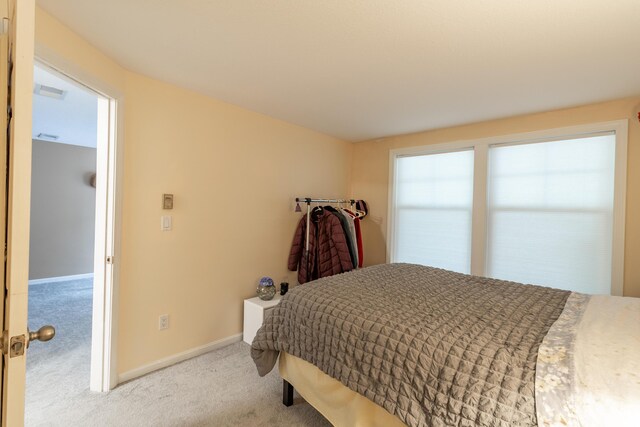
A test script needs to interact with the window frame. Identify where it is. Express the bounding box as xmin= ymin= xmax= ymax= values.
xmin=387 ymin=120 xmax=628 ymax=295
